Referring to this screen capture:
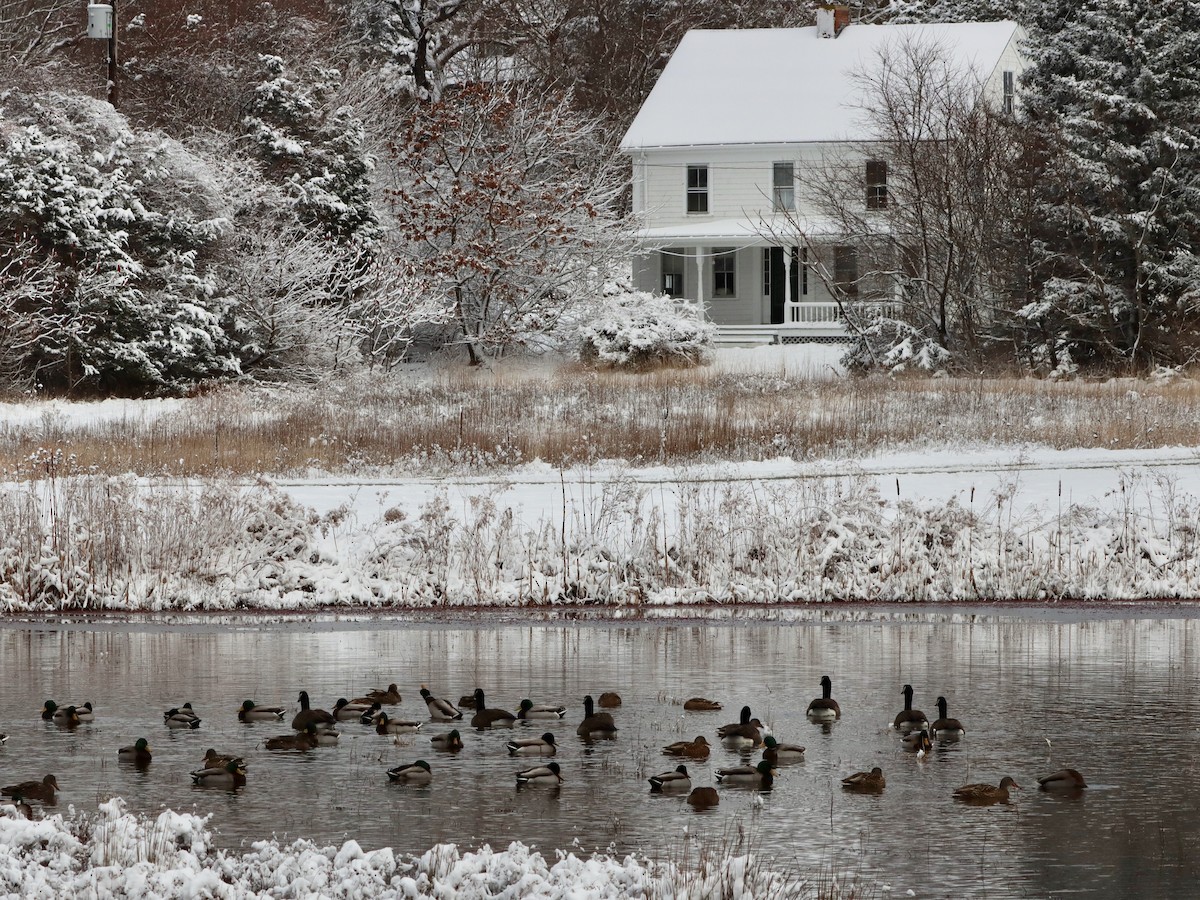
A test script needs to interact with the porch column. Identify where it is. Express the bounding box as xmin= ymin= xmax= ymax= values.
xmin=695 ymin=247 xmax=706 ymax=320
xmin=784 ymin=246 xmax=793 ymax=309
